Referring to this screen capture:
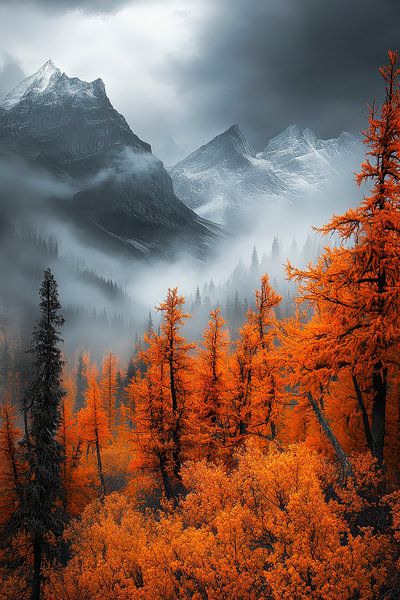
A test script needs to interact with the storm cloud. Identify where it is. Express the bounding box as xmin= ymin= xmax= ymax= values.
xmin=0 ymin=0 xmax=398 ymax=161
xmin=0 ymin=0 xmax=145 ymax=15
xmin=0 ymin=52 xmax=25 ymax=100
xmin=164 ymin=0 xmax=400 ymax=153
